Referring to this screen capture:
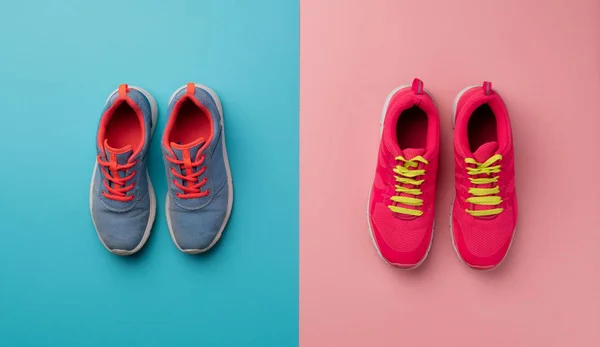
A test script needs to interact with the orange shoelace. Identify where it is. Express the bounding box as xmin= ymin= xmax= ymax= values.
xmin=167 ymin=149 xmax=209 ymax=199
xmin=97 ymin=155 xmax=137 ymax=202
